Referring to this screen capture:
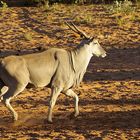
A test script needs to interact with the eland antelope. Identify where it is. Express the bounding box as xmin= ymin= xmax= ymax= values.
xmin=0 ymin=22 xmax=106 ymax=122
